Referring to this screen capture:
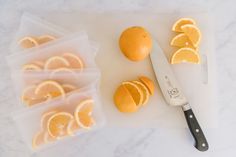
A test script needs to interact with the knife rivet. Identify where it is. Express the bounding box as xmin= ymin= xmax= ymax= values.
xmin=195 ymin=129 xmax=199 ymax=133
xmin=189 ymin=115 xmax=193 ymax=118
xmin=202 ymin=143 xmax=206 ymax=147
